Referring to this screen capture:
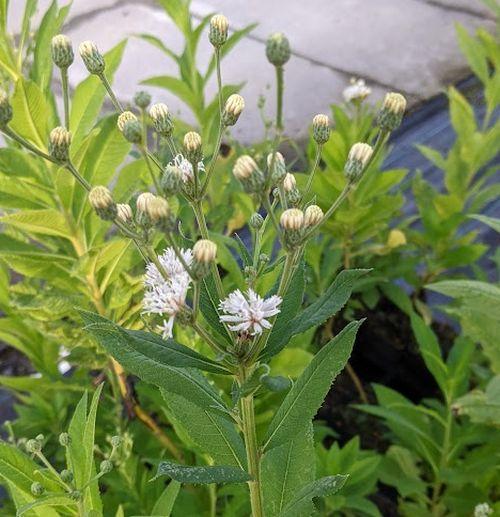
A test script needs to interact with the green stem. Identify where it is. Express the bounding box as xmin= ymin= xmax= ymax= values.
xmin=192 ymin=320 xmax=226 ymax=356
xmin=98 ymin=72 xmax=123 ymax=112
xmin=3 ymin=127 xmax=54 ymax=162
xmin=275 ymin=66 xmax=284 ymax=132
xmin=431 ymin=407 xmax=453 ymax=514
xmin=61 ymin=67 xmax=70 ymax=129
xmin=66 ymin=161 xmax=92 ymax=192
xmin=35 ymin=452 xmax=72 ymax=492
xmin=262 ymin=195 xmax=282 ymax=241
xmin=238 ymin=366 xmax=264 ymax=517
xmin=201 ymin=124 xmax=224 ymax=197
xmin=140 ymin=147 xmax=161 ymax=192
xmin=302 ymin=144 xmax=322 ymax=204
